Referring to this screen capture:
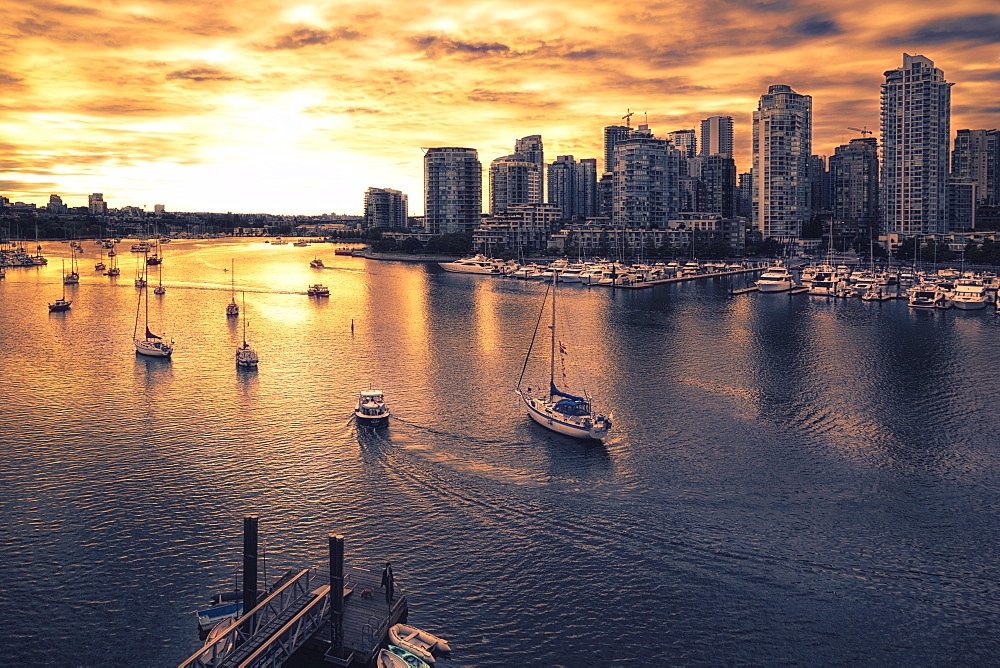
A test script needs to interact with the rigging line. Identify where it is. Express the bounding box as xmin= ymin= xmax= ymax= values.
xmin=516 ymin=284 xmax=551 ymax=390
